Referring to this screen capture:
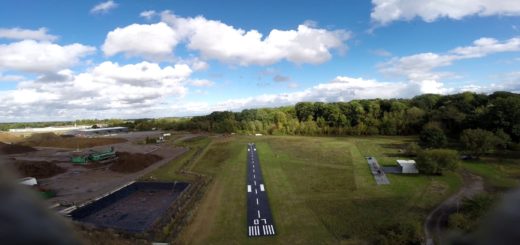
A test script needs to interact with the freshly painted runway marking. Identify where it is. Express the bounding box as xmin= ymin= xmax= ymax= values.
xmin=256 ymin=198 xmax=259 ymax=205
xmin=260 ymin=184 xmax=265 ymax=191
xmin=247 ymin=185 xmax=251 ymax=192
xmin=257 ymin=210 xmax=261 ymax=218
